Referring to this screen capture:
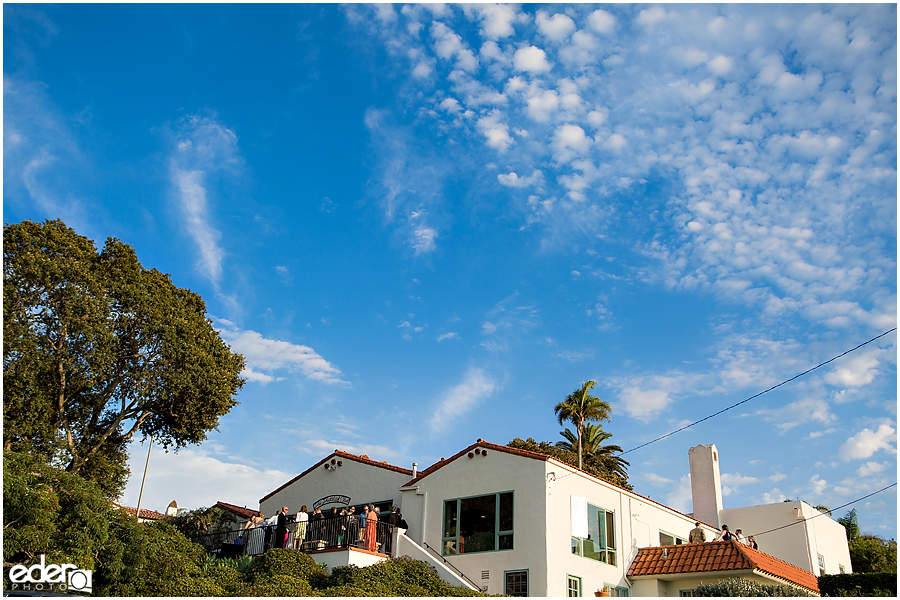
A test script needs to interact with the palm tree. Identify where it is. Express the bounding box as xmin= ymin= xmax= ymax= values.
xmin=553 ymin=380 xmax=611 ymax=469
xmin=557 ymin=423 xmax=630 ymax=484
